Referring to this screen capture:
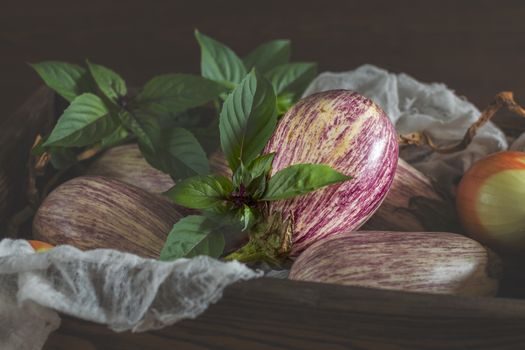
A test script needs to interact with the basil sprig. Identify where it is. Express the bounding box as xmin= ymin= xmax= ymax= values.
xmin=31 ymin=60 xmax=225 ymax=178
xmin=32 ymin=32 xmax=327 ymax=264
xmin=195 ymin=30 xmax=317 ymax=115
xmin=161 ymin=70 xmax=351 ymax=263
